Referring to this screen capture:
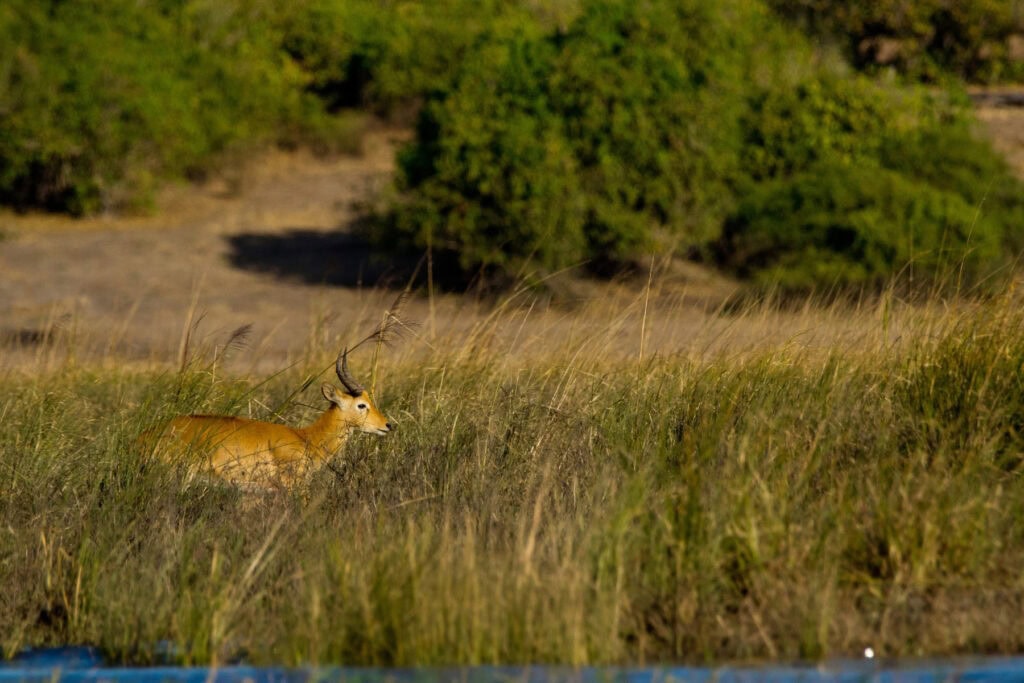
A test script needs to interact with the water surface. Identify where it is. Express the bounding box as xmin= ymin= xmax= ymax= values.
xmin=4 ymin=648 xmax=1024 ymax=683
